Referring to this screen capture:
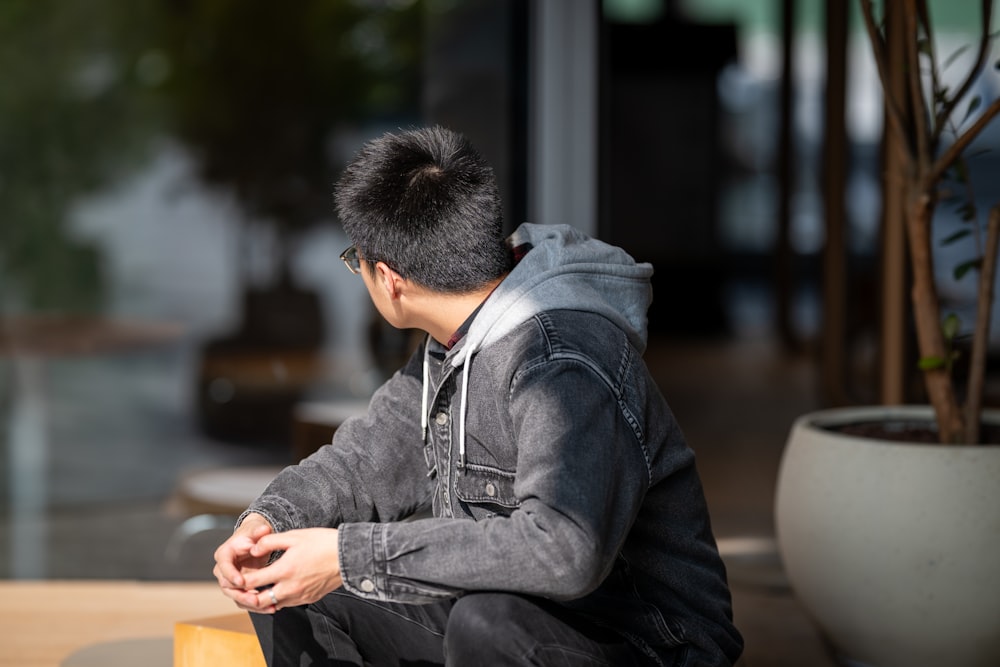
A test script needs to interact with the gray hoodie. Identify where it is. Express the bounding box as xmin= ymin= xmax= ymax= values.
xmin=245 ymin=223 xmax=743 ymax=666
xmin=435 ymin=223 xmax=654 ymax=470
